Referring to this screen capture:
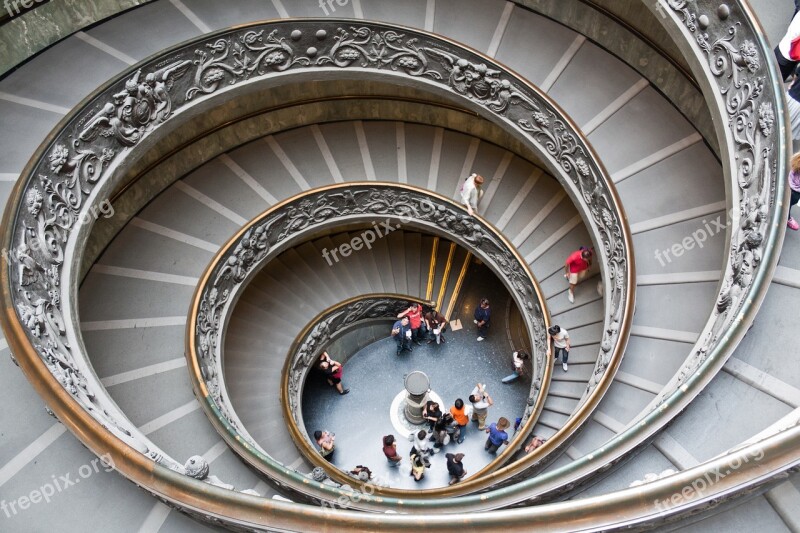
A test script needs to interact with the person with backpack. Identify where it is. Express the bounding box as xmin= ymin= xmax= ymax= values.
xmin=410 ymin=452 xmax=427 ymax=482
